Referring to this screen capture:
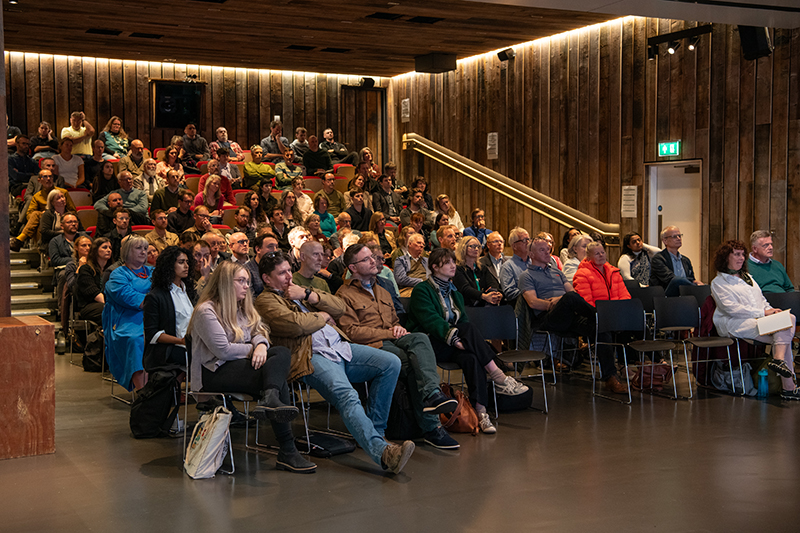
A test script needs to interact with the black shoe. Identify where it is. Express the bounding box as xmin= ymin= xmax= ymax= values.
xmin=276 ymin=449 xmax=317 ymax=473
xmin=423 ymin=426 xmax=460 ymax=449
xmin=767 ymin=359 xmax=794 ymax=379
xmin=253 ymin=388 xmax=299 ymax=423
xmin=781 ymin=388 xmax=800 ymax=401
xmin=9 ymin=238 xmax=22 ymax=252
xmin=422 ymin=390 xmax=458 ymax=414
